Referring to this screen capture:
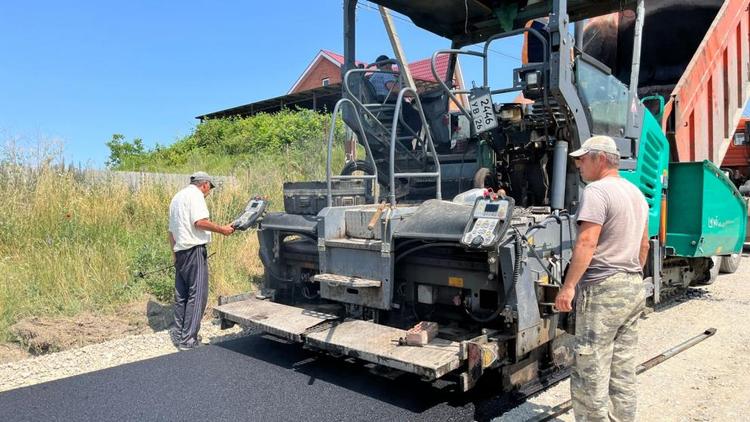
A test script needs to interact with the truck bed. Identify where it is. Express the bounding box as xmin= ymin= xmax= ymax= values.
xmin=664 ymin=0 xmax=750 ymax=164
